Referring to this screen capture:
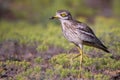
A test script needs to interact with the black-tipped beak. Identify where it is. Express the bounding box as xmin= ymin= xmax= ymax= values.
xmin=49 ymin=16 xmax=59 ymax=20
